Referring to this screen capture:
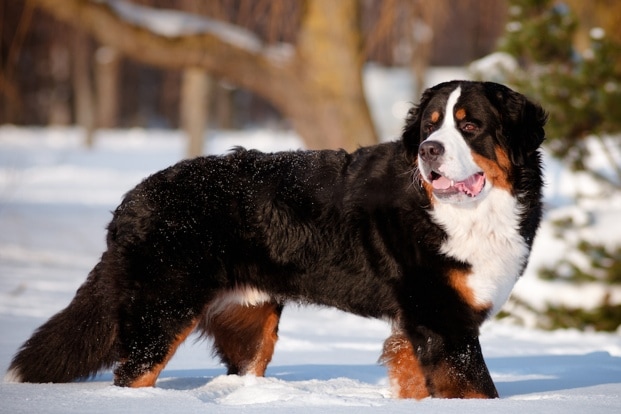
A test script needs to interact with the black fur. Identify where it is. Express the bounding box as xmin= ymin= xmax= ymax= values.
xmin=7 ymin=81 xmax=546 ymax=398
